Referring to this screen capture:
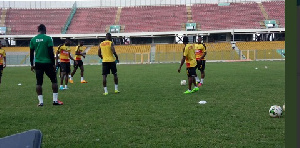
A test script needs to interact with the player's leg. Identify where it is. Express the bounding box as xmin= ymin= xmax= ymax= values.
xmin=190 ymin=67 xmax=199 ymax=92
xmin=184 ymin=68 xmax=193 ymax=94
xmin=79 ymin=61 xmax=87 ymax=83
xmin=60 ymin=62 xmax=66 ymax=90
xmin=35 ymin=63 xmax=44 ymax=106
xmin=111 ymin=62 xmax=119 ymax=93
xmin=45 ymin=63 xmax=63 ymax=105
xmin=64 ymin=63 xmax=70 ymax=89
xmin=188 ymin=76 xmax=193 ymax=91
xmin=58 ymin=62 xmax=61 ymax=78
xmin=102 ymin=62 xmax=109 ymax=95
xmin=103 ymin=75 xmax=108 ymax=95
xmin=200 ymin=60 xmax=206 ymax=85
xmin=69 ymin=61 xmax=78 ymax=83
xmin=195 ymin=60 xmax=201 ymax=85
xmin=0 ymin=66 xmax=2 ymax=84
xmin=185 ymin=67 xmax=199 ymax=94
